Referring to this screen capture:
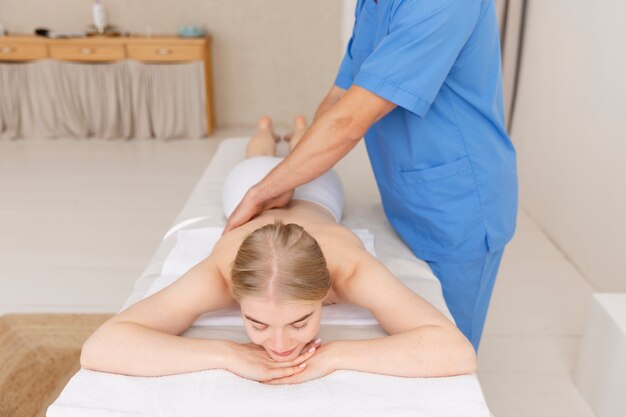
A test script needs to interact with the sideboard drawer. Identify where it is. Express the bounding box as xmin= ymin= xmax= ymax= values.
xmin=0 ymin=43 xmax=48 ymax=61
xmin=127 ymin=44 xmax=204 ymax=62
xmin=49 ymin=44 xmax=125 ymax=62
xmin=0 ymin=35 xmax=214 ymax=135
